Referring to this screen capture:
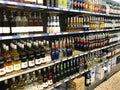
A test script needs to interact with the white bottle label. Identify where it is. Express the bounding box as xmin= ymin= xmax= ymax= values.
xmin=5 ymin=65 xmax=13 ymax=73
xmin=48 ymin=80 xmax=53 ymax=86
xmin=38 ymin=0 xmax=43 ymax=4
xmin=21 ymin=62 xmax=28 ymax=69
xmin=41 ymin=58 xmax=46 ymax=64
xmin=46 ymin=56 xmax=51 ymax=62
xmin=86 ymin=79 xmax=89 ymax=84
xmin=37 ymin=84 xmax=43 ymax=90
xmin=13 ymin=64 xmax=21 ymax=71
xmin=35 ymin=59 xmax=41 ymax=65
xmin=43 ymin=82 xmax=48 ymax=88
xmin=29 ymin=60 xmax=35 ymax=67
xmin=0 ymin=68 xmax=6 ymax=76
